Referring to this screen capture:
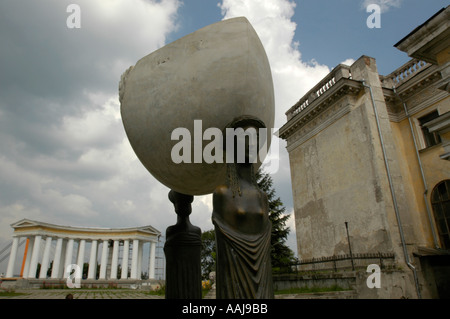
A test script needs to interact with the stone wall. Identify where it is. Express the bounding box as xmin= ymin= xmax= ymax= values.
xmin=273 ymin=269 xmax=420 ymax=299
xmin=287 ymin=57 xmax=409 ymax=262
